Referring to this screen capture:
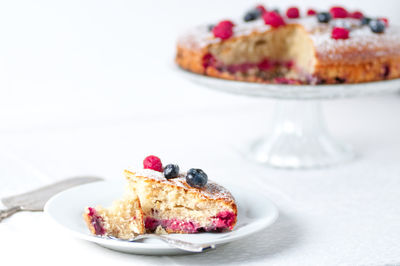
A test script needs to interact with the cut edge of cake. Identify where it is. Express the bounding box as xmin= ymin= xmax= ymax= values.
xmin=83 ymin=194 xmax=146 ymax=239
